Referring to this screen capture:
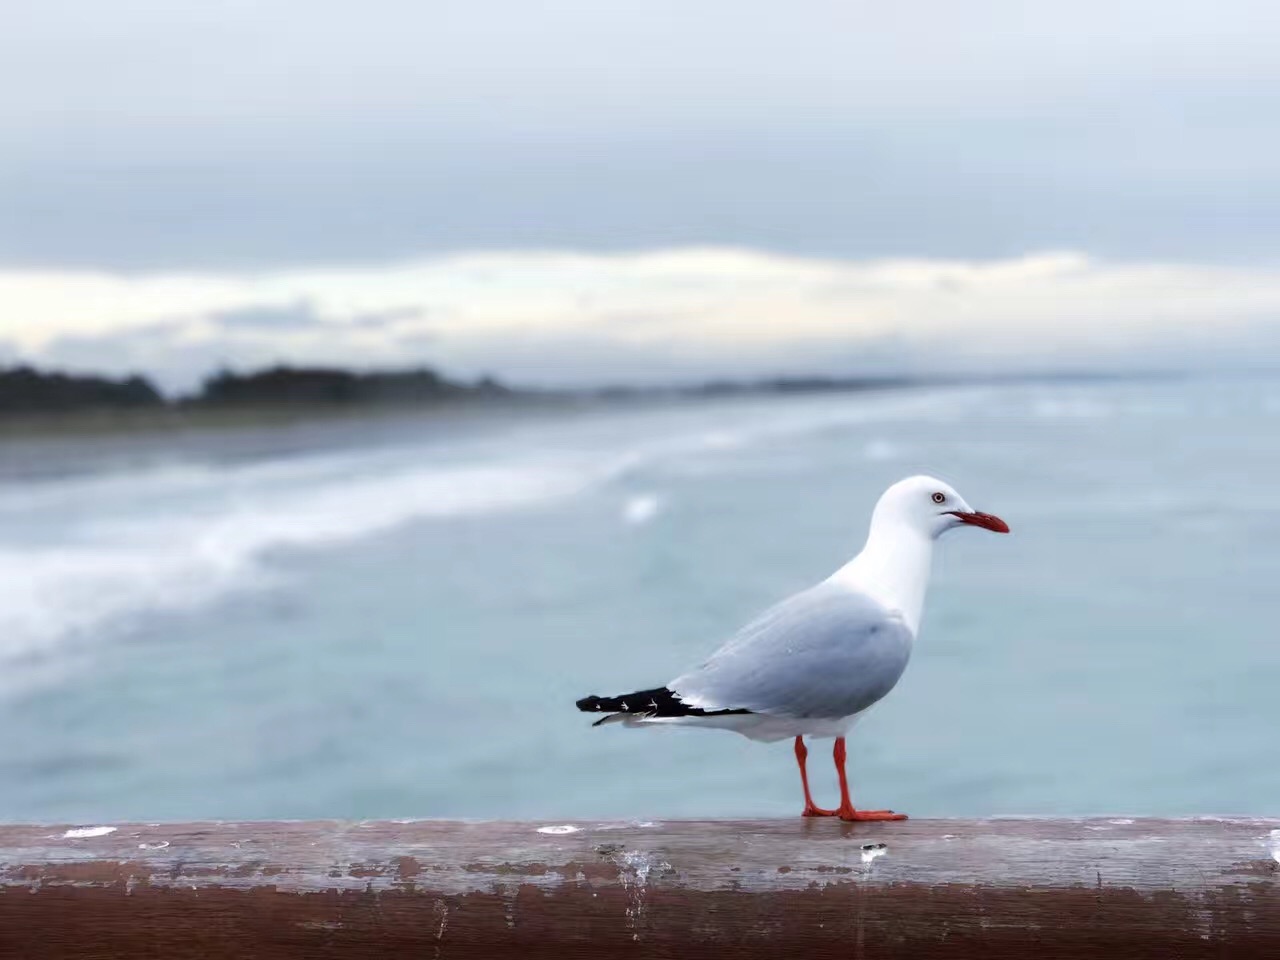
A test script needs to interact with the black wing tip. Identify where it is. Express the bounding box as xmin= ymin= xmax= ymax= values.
xmin=575 ymin=686 xmax=752 ymax=721
xmin=575 ymin=687 xmax=667 ymax=716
